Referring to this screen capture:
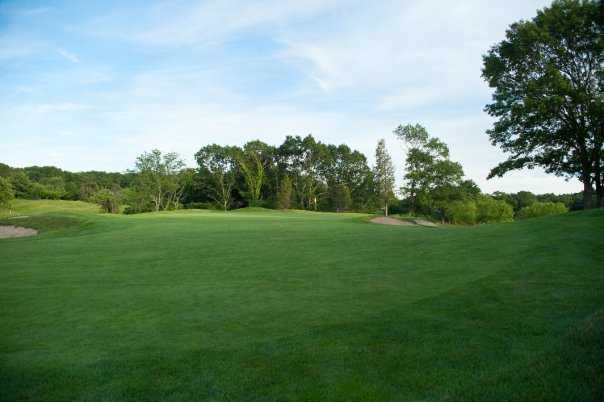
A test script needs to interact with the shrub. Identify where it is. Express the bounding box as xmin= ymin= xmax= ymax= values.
xmin=446 ymin=200 xmax=477 ymax=224
xmin=122 ymin=187 xmax=153 ymax=214
xmin=476 ymin=195 xmax=514 ymax=223
xmin=91 ymin=188 xmax=122 ymax=214
xmin=517 ymin=201 xmax=568 ymax=219
xmin=183 ymin=202 xmax=215 ymax=210
xmin=29 ymin=182 xmax=59 ymax=199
